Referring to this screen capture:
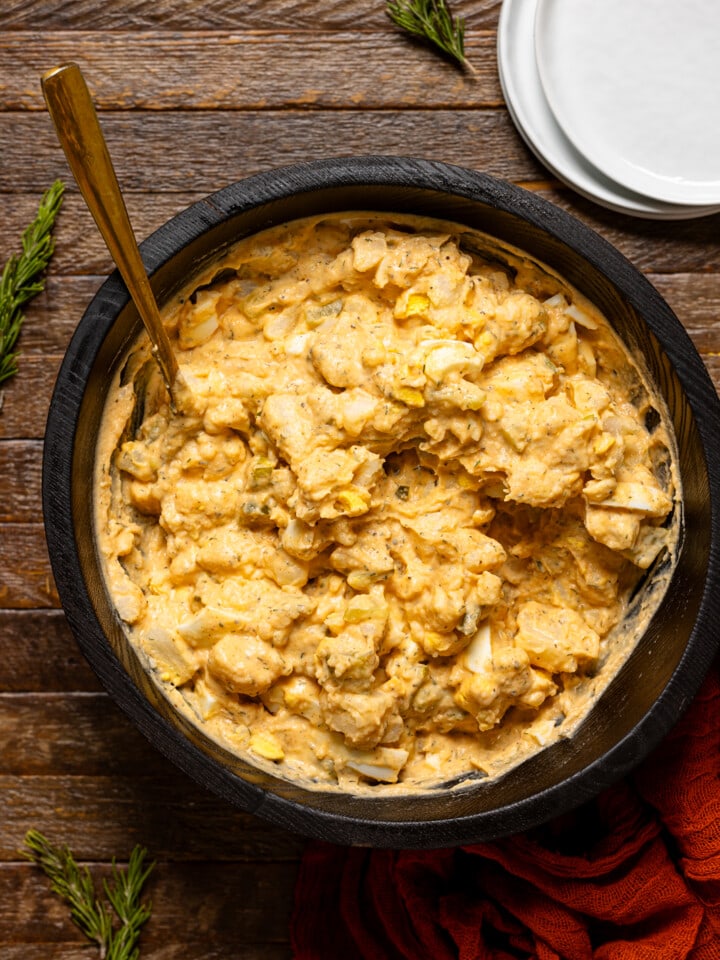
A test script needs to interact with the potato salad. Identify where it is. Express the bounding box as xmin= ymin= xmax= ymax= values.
xmin=95 ymin=213 xmax=677 ymax=790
